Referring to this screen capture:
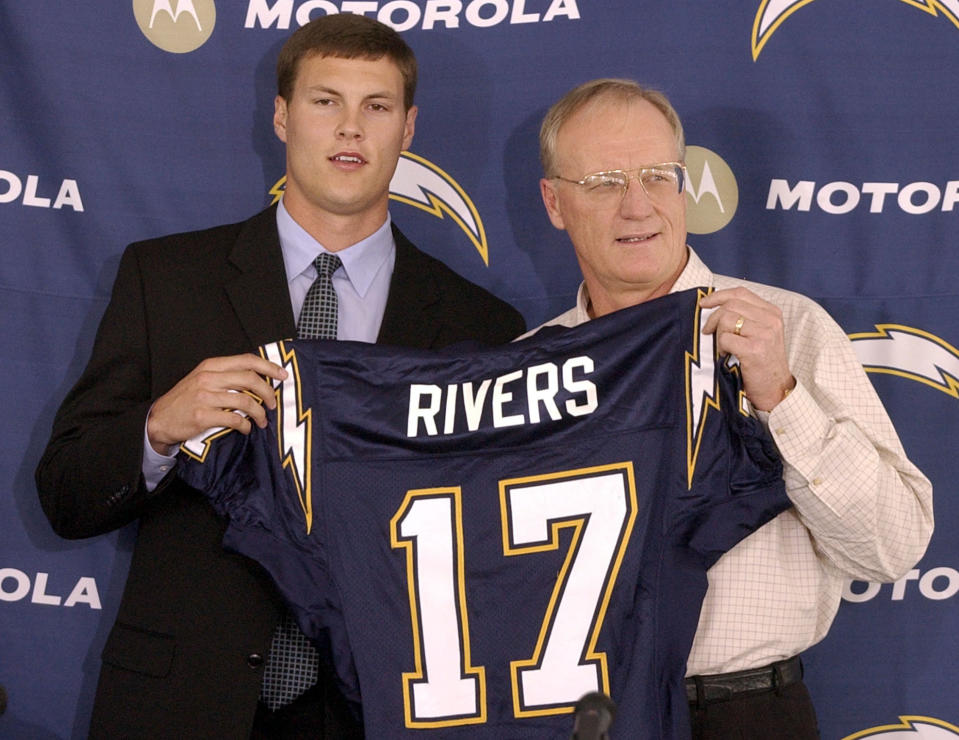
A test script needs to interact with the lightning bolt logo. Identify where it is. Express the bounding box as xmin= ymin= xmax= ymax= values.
xmin=180 ymin=415 xmax=237 ymax=462
xmin=269 ymin=151 xmax=490 ymax=265
xmin=842 ymin=715 xmax=959 ymax=739
xmin=752 ymin=0 xmax=959 ymax=59
xmin=390 ymin=151 xmax=489 ymax=265
xmin=686 ymin=289 xmax=723 ymax=488
xmin=849 ymin=325 xmax=959 ymax=398
xmin=261 ymin=341 xmax=314 ymax=534
xmin=268 ymin=177 xmax=285 ymax=205
xmin=178 ymin=341 xmax=314 ymax=533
